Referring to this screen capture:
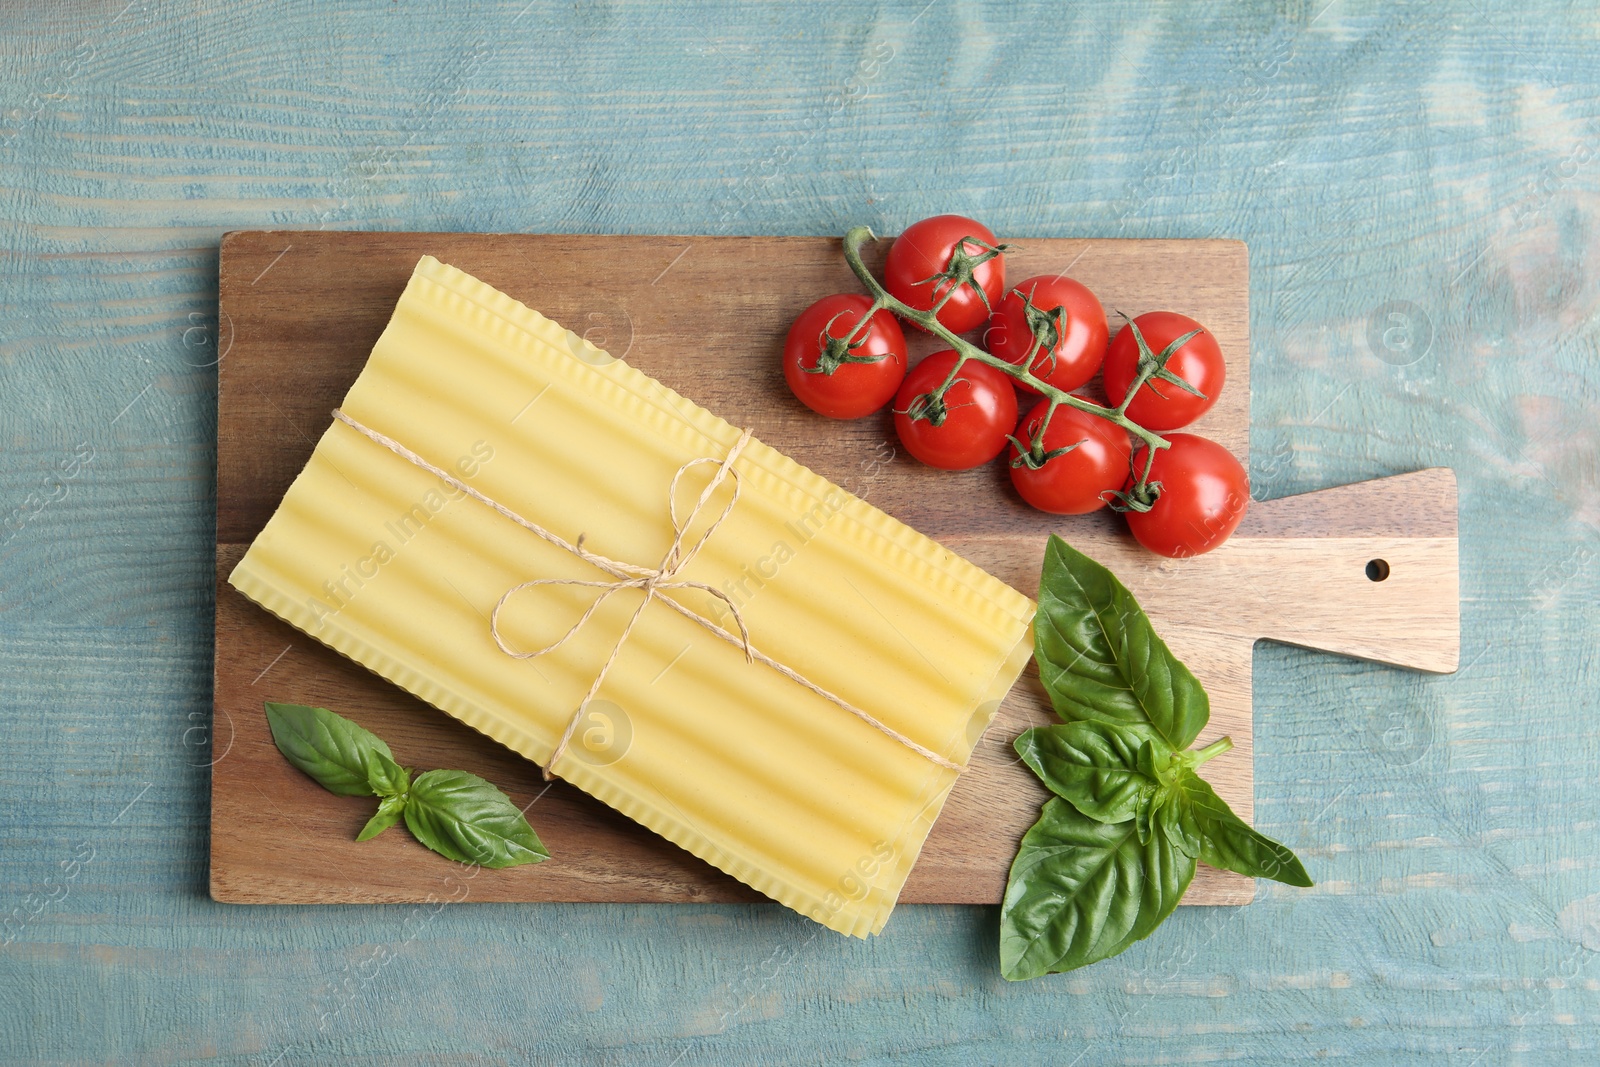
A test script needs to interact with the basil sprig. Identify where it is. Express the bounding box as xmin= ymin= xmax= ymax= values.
xmin=1000 ymin=538 xmax=1311 ymax=981
xmin=264 ymin=702 xmax=549 ymax=869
